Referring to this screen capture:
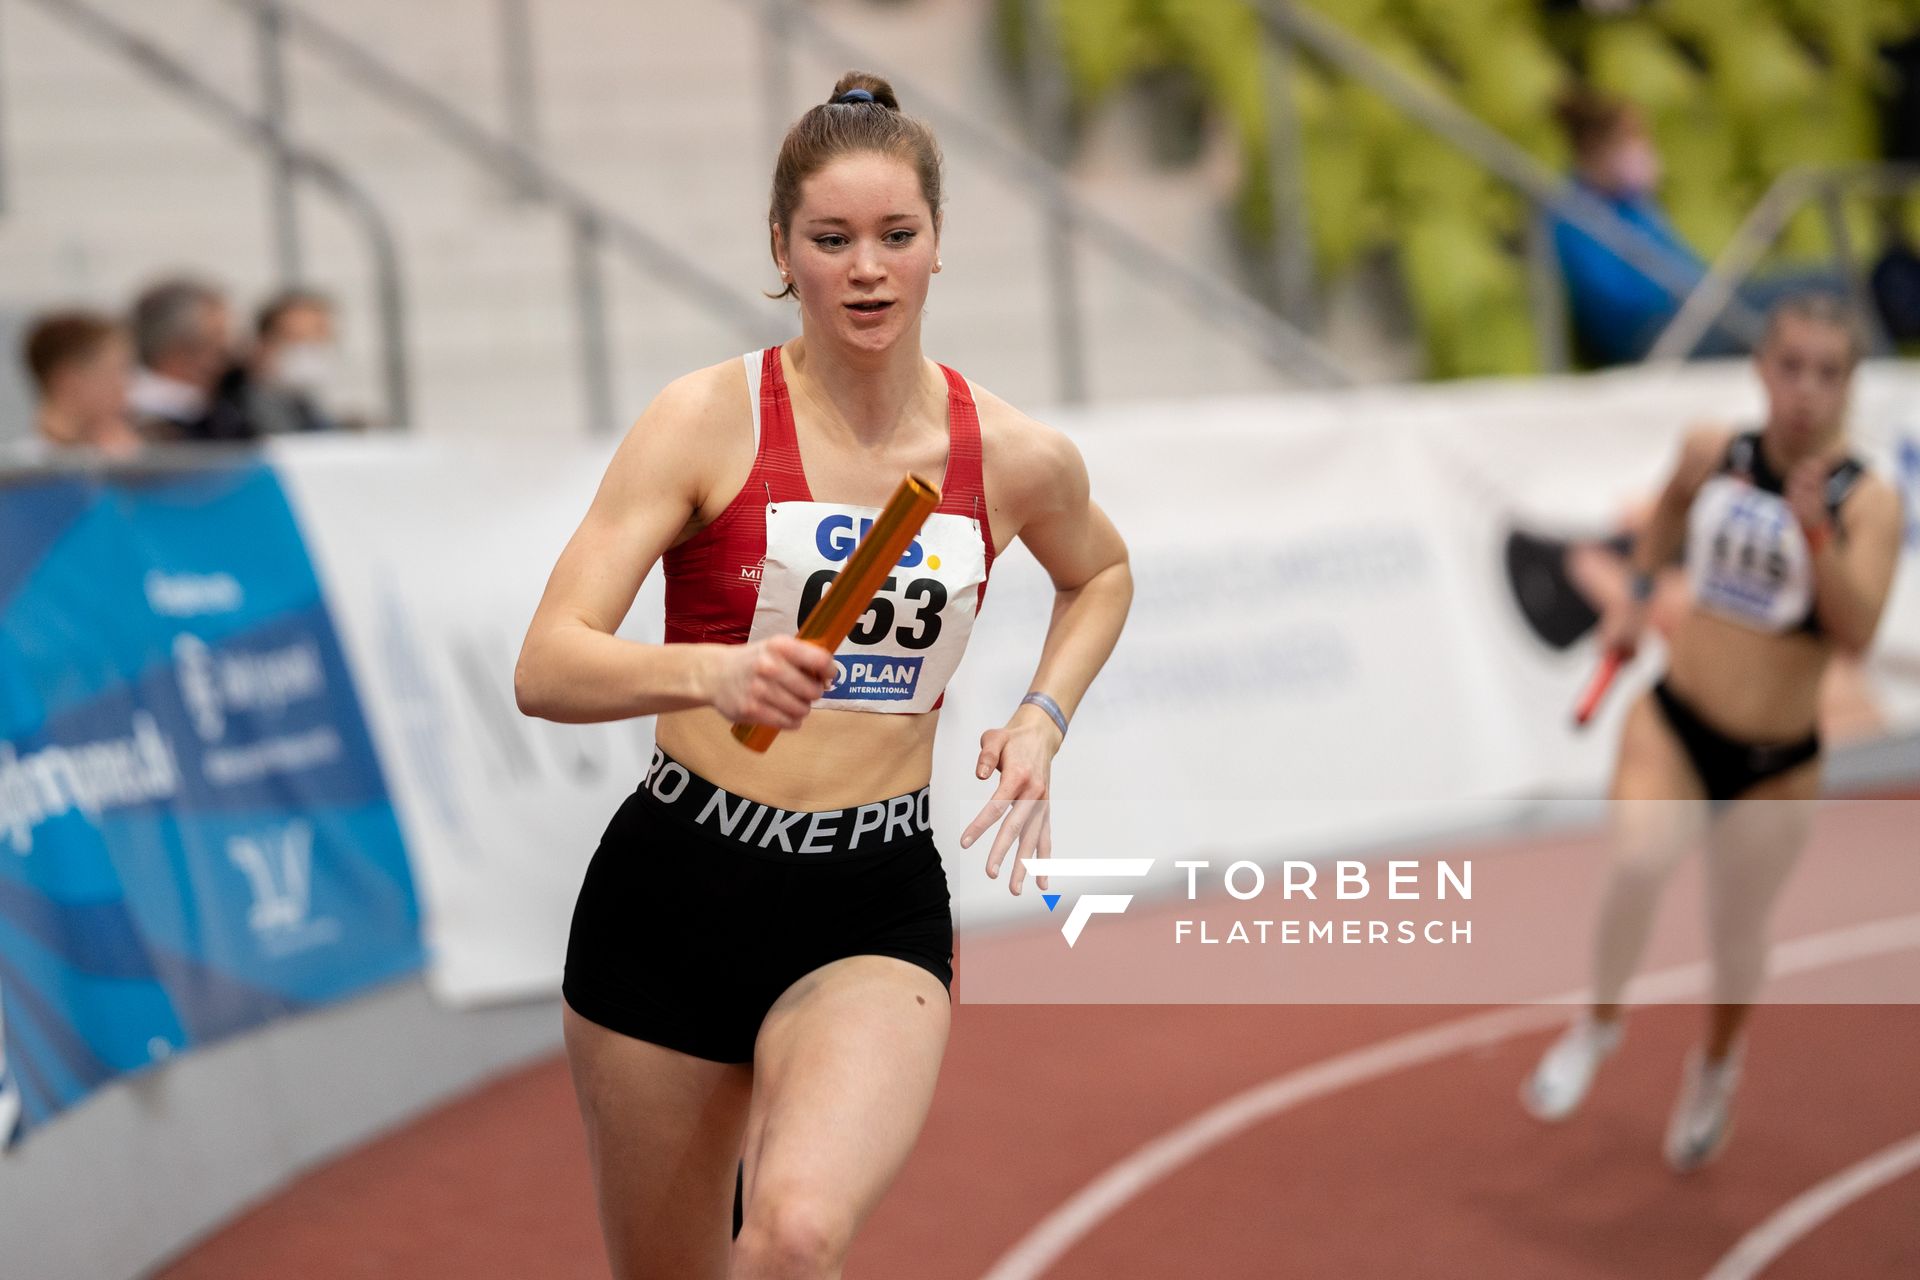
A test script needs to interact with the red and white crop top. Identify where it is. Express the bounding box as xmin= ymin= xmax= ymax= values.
xmin=662 ymin=346 xmax=995 ymax=714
